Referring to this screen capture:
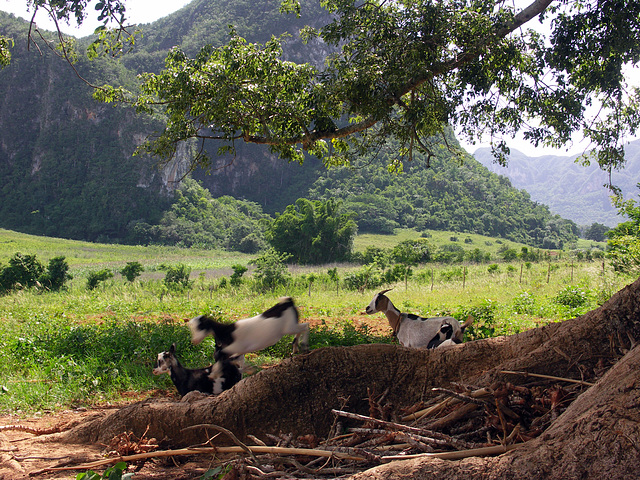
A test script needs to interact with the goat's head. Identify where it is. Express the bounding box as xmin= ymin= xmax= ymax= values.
xmin=152 ymin=343 xmax=178 ymax=375
xmin=365 ymin=289 xmax=393 ymax=315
